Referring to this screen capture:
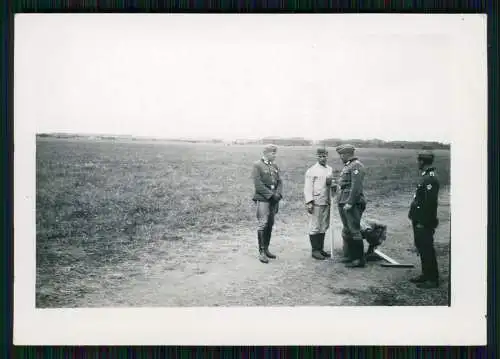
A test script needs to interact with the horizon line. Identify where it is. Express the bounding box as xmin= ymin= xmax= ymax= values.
xmin=36 ymin=131 xmax=451 ymax=145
